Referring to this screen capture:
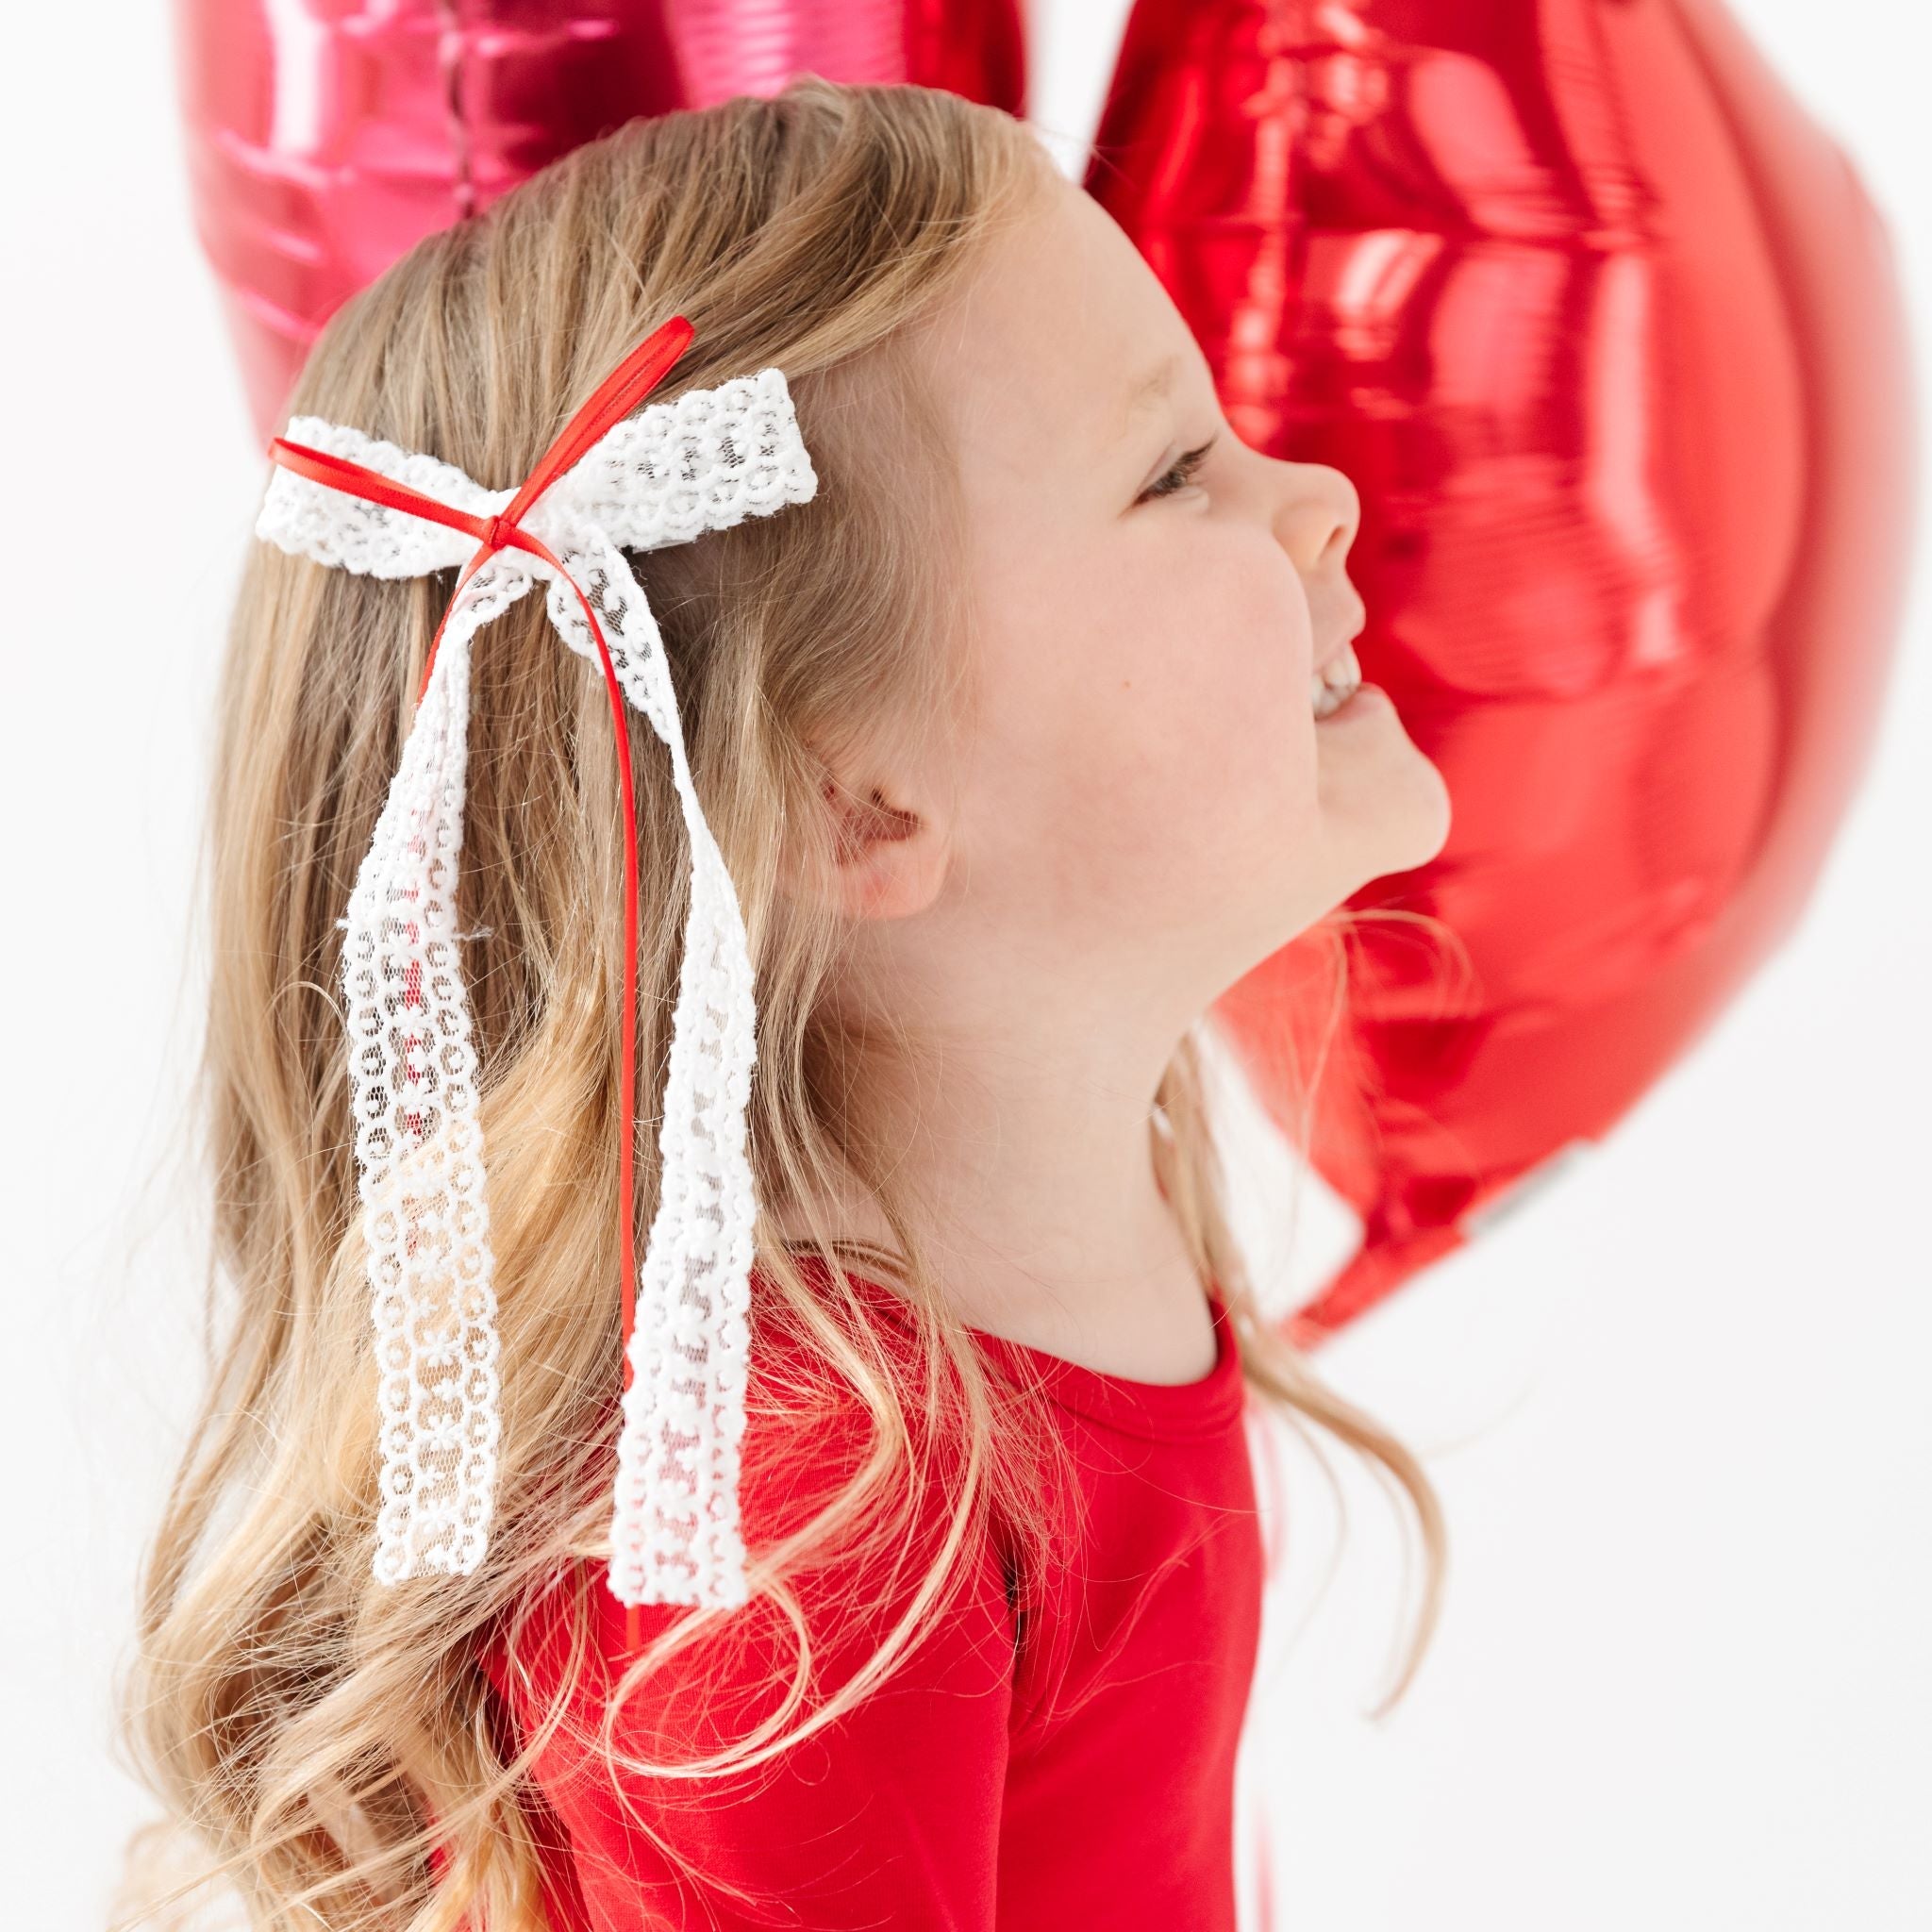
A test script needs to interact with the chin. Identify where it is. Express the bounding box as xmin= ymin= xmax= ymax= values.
xmin=1355 ymin=708 xmax=1452 ymax=844
xmin=1379 ymin=762 xmax=1454 ymax=874
xmin=1322 ymin=778 xmax=1453 ymax=908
